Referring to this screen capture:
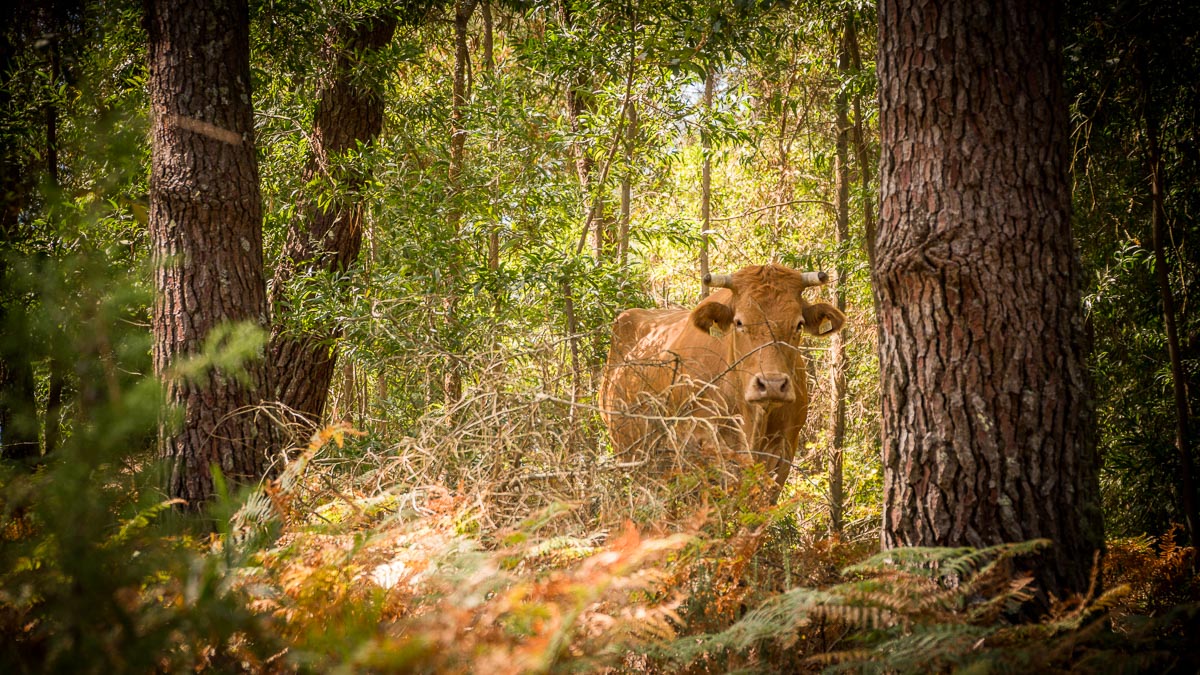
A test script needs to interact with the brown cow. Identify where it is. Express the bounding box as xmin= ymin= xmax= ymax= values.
xmin=599 ymin=264 xmax=846 ymax=500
